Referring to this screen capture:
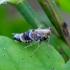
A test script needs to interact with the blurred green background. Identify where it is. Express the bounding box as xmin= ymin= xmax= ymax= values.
xmin=0 ymin=4 xmax=32 ymax=38
xmin=0 ymin=0 xmax=70 ymax=38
